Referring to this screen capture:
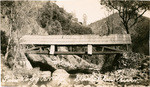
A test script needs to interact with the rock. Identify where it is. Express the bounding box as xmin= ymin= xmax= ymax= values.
xmin=40 ymin=71 xmax=51 ymax=81
xmin=21 ymin=85 xmax=28 ymax=87
xmin=40 ymin=55 xmax=58 ymax=70
xmin=73 ymin=84 xmax=84 ymax=87
xmin=28 ymin=54 xmax=43 ymax=61
xmin=40 ymin=84 xmax=46 ymax=87
xmin=84 ymin=85 xmax=91 ymax=87
xmin=27 ymin=47 xmax=100 ymax=72
xmin=46 ymin=84 xmax=52 ymax=87
xmin=96 ymin=79 xmax=104 ymax=84
xmin=52 ymin=69 xmax=69 ymax=80
xmin=31 ymin=84 xmax=38 ymax=87
xmin=127 ymin=85 xmax=146 ymax=87
xmin=27 ymin=54 xmax=57 ymax=71
xmin=52 ymin=69 xmax=70 ymax=87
